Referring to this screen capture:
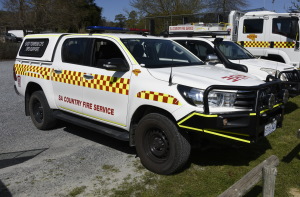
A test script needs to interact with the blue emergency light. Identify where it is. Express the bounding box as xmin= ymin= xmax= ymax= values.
xmin=86 ymin=26 xmax=149 ymax=32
